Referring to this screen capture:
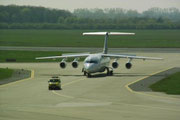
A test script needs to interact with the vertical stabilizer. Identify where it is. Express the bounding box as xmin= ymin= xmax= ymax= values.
xmin=83 ymin=32 xmax=135 ymax=54
xmin=103 ymin=32 xmax=108 ymax=54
